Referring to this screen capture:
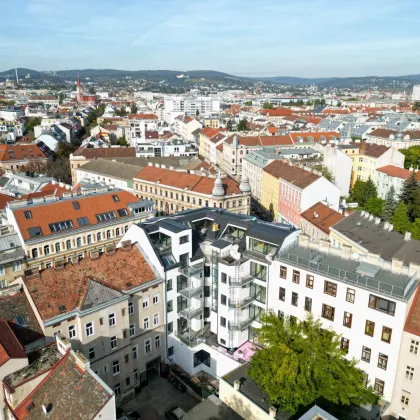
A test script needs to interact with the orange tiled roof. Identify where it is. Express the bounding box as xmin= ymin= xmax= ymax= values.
xmin=12 ymin=190 xmax=141 ymax=241
xmin=135 ymin=166 xmax=242 ymax=195
xmin=19 ymin=183 xmax=70 ymax=200
xmin=259 ymin=108 xmax=293 ymax=117
xmin=128 ymin=113 xmax=158 ymax=120
xmin=0 ymin=144 xmax=49 ymax=162
xmin=23 ymin=245 xmax=156 ymax=320
xmin=0 ymin=193 xmax=15 ymax=210
xmin=301 ymin=202 xmax=344 ymax=234
xmin=360 ymin=143 xmax=389 ymax=158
